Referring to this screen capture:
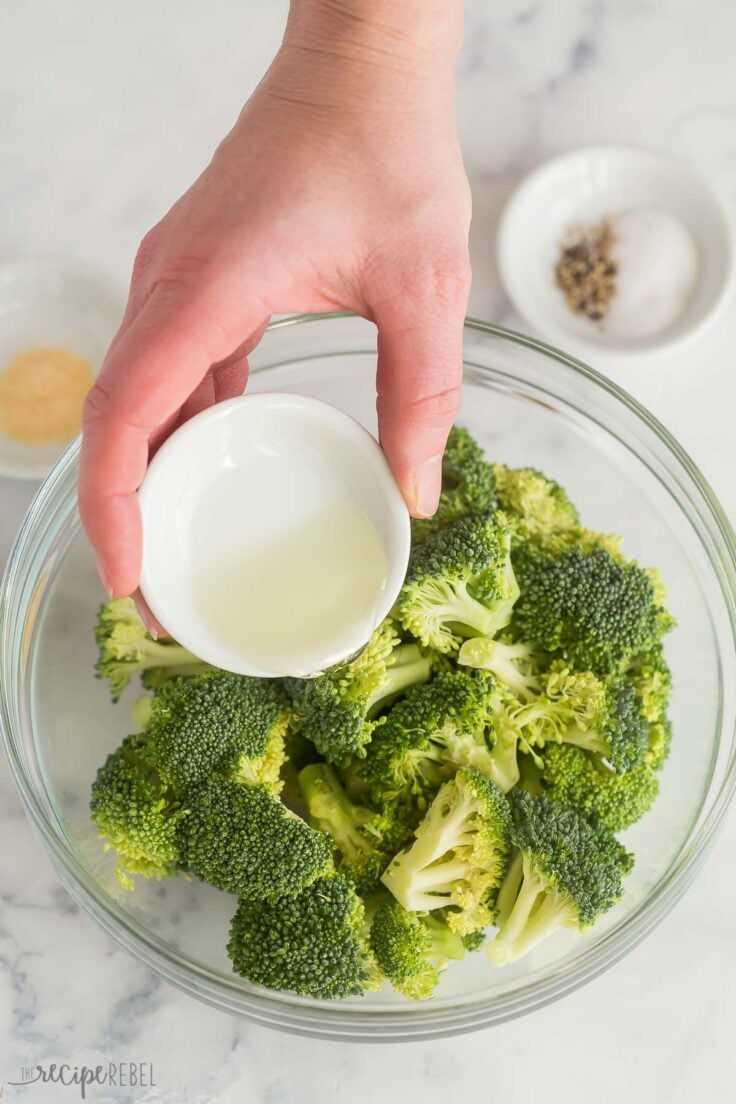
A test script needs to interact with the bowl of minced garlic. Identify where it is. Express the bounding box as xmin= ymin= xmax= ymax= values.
xmin=0 ymin=256 xmax=123 ymax=478
xmin=0 ymin=345 xmax=94 ymax=446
